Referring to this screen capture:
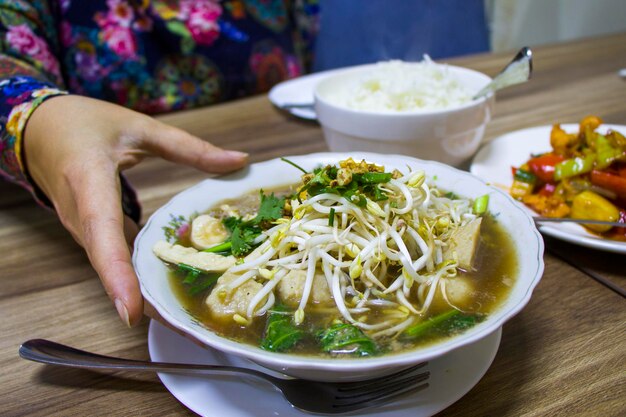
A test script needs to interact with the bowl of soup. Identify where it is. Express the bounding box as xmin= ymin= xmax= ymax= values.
xmin=133 ymin=152 xmax=544 ymax=381
xmin=314 ymin=60 xmax=494 ymax=167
